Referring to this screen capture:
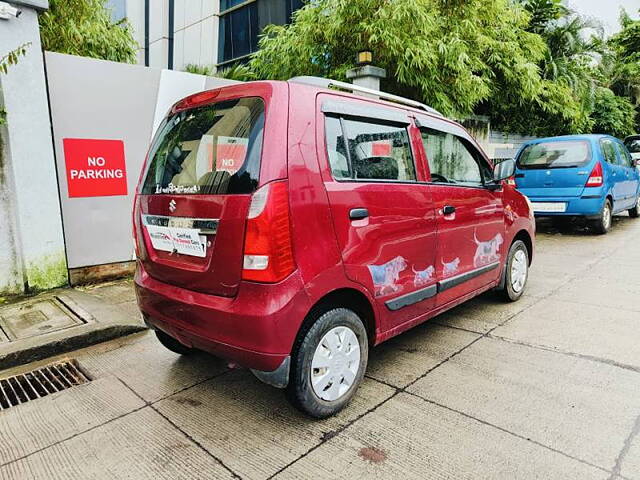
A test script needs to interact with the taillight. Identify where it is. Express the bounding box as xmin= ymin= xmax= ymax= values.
xmin=242 ymin=181 xmax=295 ymax=283
xmin=586 ymin=162 xmax=603 ymax=187
xmin=132 ymin=196 xmax=146 ymax=259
